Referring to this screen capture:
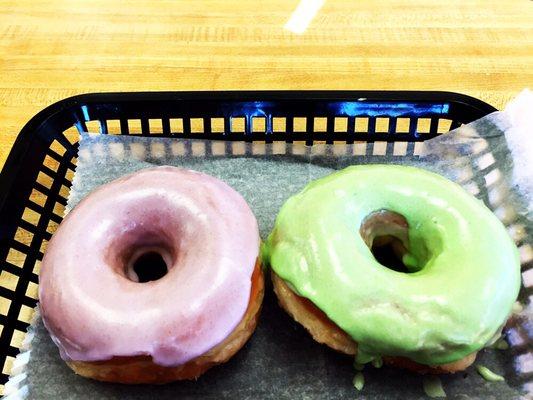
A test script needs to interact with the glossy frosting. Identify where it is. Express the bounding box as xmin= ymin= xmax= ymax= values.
xmin=266 ymin=165 xmax=520 ymax=365
xmin=39 ymin=166 xmax=260 ymax=366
